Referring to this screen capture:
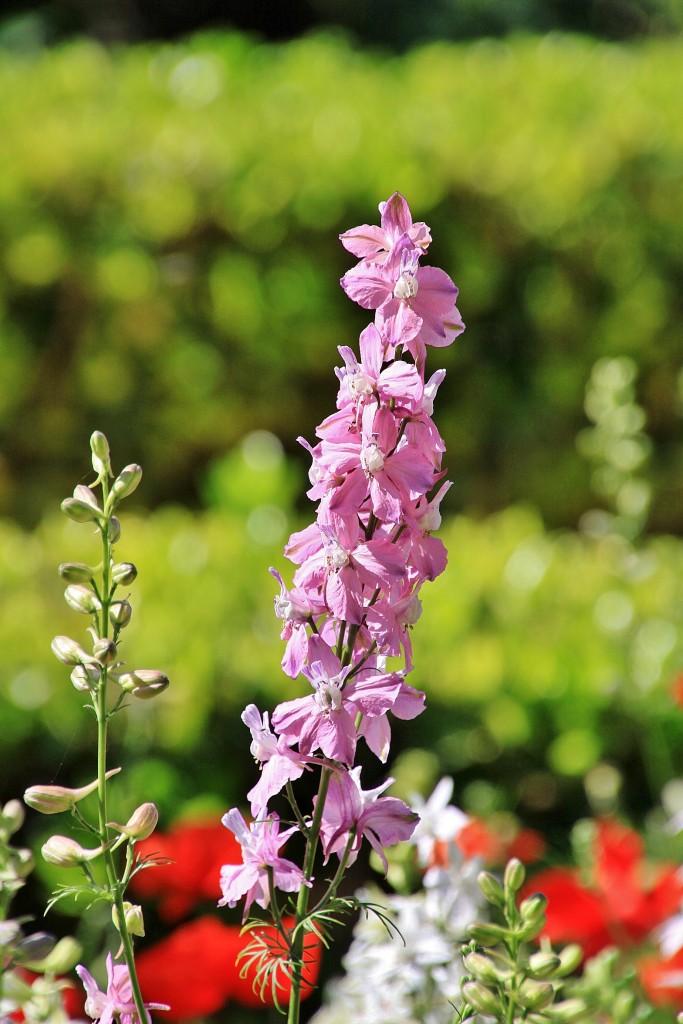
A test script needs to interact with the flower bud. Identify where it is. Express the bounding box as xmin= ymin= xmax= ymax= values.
xmin=551 ymin=998 xmax=589 ymax=1022
xmin=520 ymin=892 xmax=548 ymax=923
xmin=41 ymin=835 xmax=108 ymax=867
xmin=64 ymin=585 xmax=101 ymax=615
xmin=118 ymin=669 xmax=169 ymax=699
xmin=7 ymin=847 xmax=34 ymax=878
xmin=71 ymin=663 xmax=100 ymax=691
xmin=92 ymin=637 xmax=117 ymax=665
xmin=109 ymin=600 xmax=132 ymax=628
xmin=1 ymin=799 xmax=26 ymax=835
xmin=61 ymin=487 xmax=103 ymax=524
xmin=528 ymin=951 xmax=561 ymax=978
xmin=462 ymin=981 xmax=504 ymax=1016
xmin=477 ymin=870 xmax=505 ymax=908
xmin=51 ymin=635 xmax=90 ymax=666
xmin=108 ymin=802 xmax=158 ymax=840
xmin=555 ymin=944 xmax=583 ymax=977
xmin=90 ymin=431 xmax=112 ymax=479
xmin=25 ymin=769 xmax=121 ymax=814
xmin=112 ymin=562 xmax=138 ymax=586
xmin=111 ymin=464 xmax=142 ymax=502
xmin=31 ymin=935 xmax=82 ymax=973
xmin=13 ymin=932 xmax=56 ymax=965
xmin=112 ymin=901 xmax=145 ymax=938
xmin=518 ymin=979 xmax=554 ymax=1011
xmin=58 ymin=562 xmax=95 ymax=584
xmin=504 ymin=857 xmax=526 ymax=893
xmin=109 ymin=516 xmax=122 ymax=544
xmin=463 ymin=952 xmax=509 ymax=985
xmin=466 ymin=921 xmax=510 ymax=945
